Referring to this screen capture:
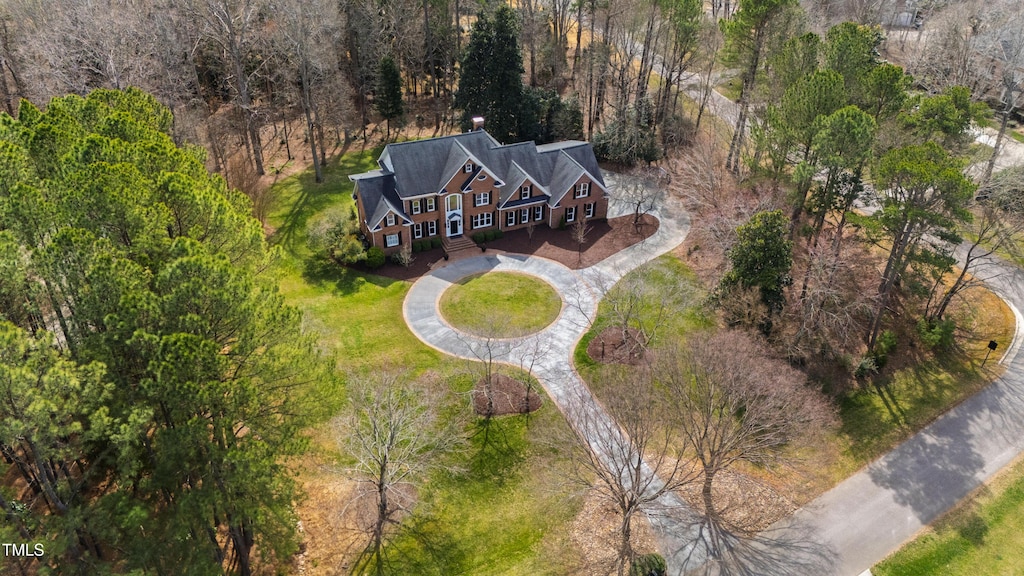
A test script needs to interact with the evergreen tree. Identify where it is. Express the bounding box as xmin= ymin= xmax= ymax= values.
xmin=720 ymin=210 xmax=794 ymax=317
xmin=375 ymin=55 xmax=404 ymax=141
xmin=455 ymin=6 xmax=536 ymax=142
xmin=0 ymin=88 xmax=336 ymax=574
